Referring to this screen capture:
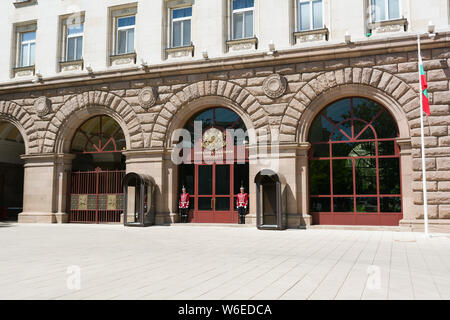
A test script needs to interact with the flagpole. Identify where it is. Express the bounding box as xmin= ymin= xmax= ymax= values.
xmin=418 ymin=33 xmax=429 ymax=237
